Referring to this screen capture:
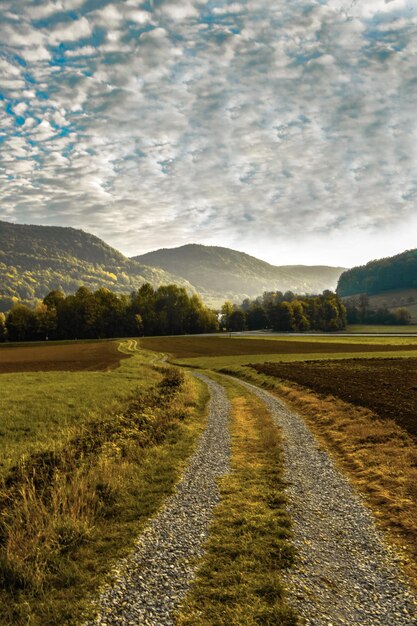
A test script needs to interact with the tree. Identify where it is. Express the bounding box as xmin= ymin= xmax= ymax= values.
xmin=391 ymin=308 xmax=411 ymax=325
xmin=291 ymin=300 xmax=310 ymax=331
xmin=35 ymin=302 xmax=57 ymax=339
xmin=220 ymin=301 xmax=234 ymax=331
xmin=246 ymin=304 xmax=268 ymax=330
xmin=269 ymin=302 xmax=296 ymax=331
xmin=43 ymin=290 xmax=65 ymax=310
xmin=228 ymin=309 xmax=246 ymax=332
xmin=0 ymin=312 xmax=6 ymax=341
xmin=6 ymin=304 xmax=38 ymax=341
